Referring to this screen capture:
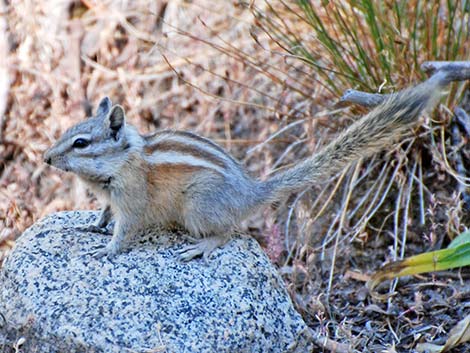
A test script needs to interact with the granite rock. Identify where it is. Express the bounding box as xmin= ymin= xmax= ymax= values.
xmin=0 ymin=211 xmax=313 ymax=352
